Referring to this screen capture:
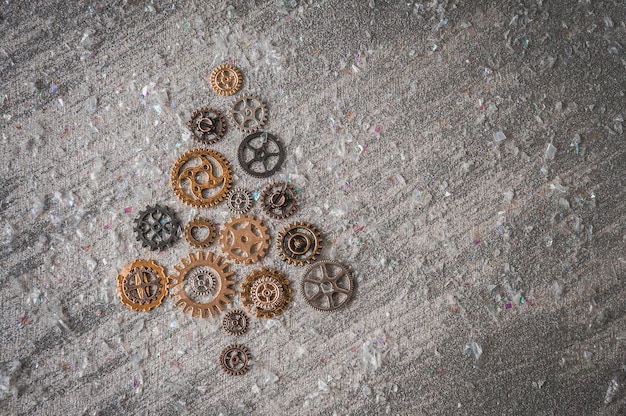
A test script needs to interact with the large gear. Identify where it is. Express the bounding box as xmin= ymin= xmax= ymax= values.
xmin=220 ymin=344 xmax=252 ymax=376
xmin=222 ymin=310 xmax=249 ymax=336
xmin=260 ymin=182 xmax=298 ymax=219
xmin=171 ymin=148 xmax=232 ymax=208
xmin=230 ymin=95 xmax=267 ymax=133
xmin=241 ymin=268 xmax=292 ymax=318
xmin=277 ymin=221 xmax=322 ymax=266
xmin=219 ymin=214 xmax=270 ymax=264
xmin=117 ymin=259 xmax=168 ymax=312
xmin=184 ymin=217 xmax=216 ymax=248
xmin=187 ymin=107 xmax=227 ymax=145
xmin=210 ymin=64 xmax=243 ymax=96
xmin=134 ymin=204 xmax=181 ymax=251
xmin=301 ymin=261 xmax=353 ymax=311
xmin=238 ymin=132 xmax=285 ymax=178
xmin=226 ymin=187 xmax=253 ymax=214
xmin=168 ymin=251 xmax=236 ymax=318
